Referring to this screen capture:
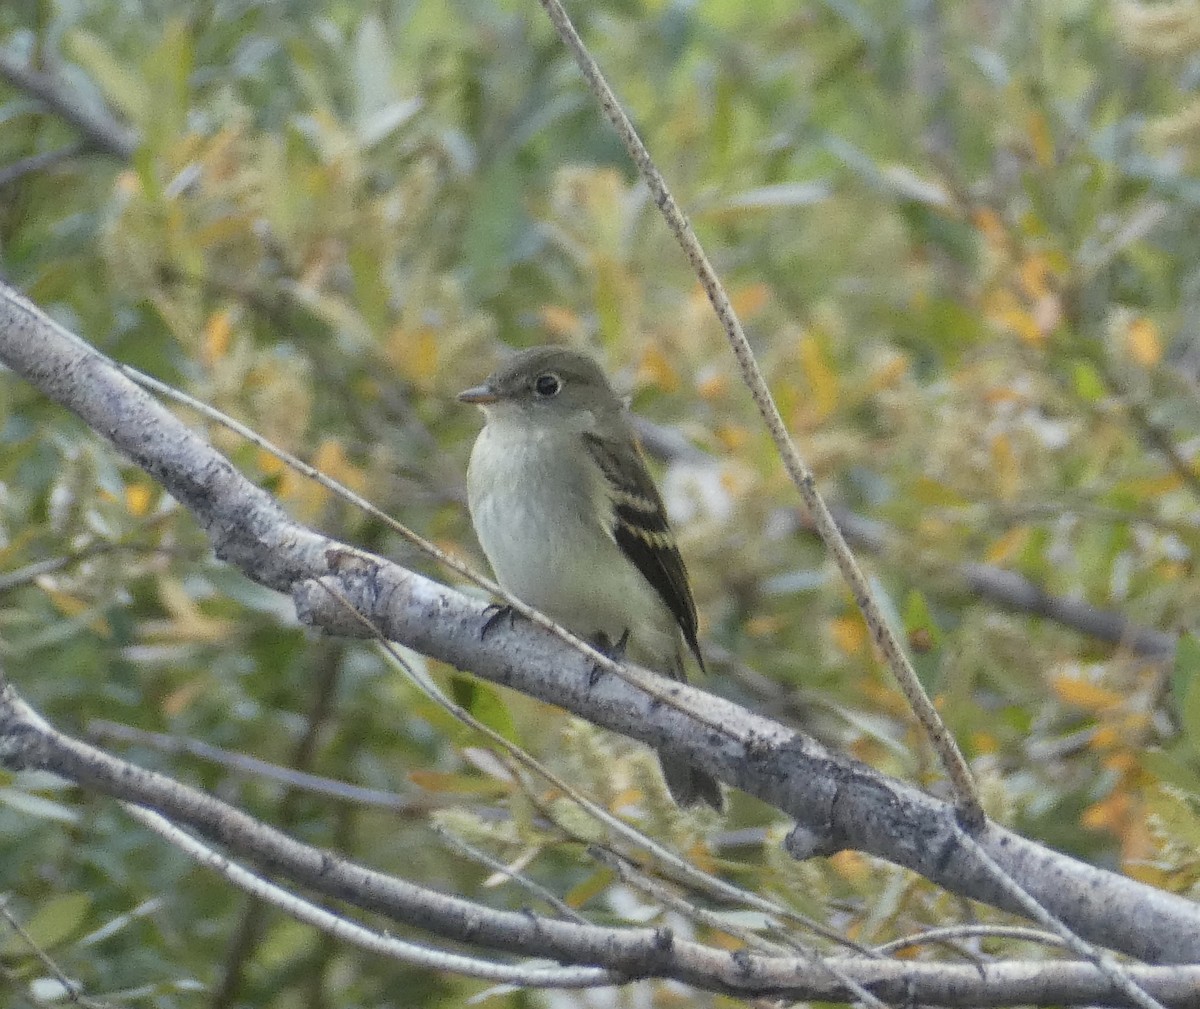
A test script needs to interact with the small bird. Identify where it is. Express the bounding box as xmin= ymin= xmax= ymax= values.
xmin=459 ymin=346 xmax=723 ymax=811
